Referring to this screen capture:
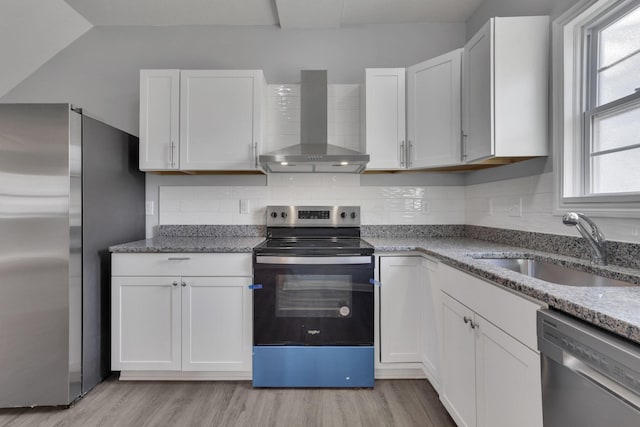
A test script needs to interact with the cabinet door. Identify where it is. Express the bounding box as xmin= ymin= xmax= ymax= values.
xmin=379 ymin=256 xmax=422 ymax=363
xmin=365 ymin=68 xmax=406 ymax=170
xmin=462 ymin=20 xmax=493 ymax=163
xmin=440 ymin=292 xmax=477 ymax=427
xmin=180 ymin=70 xmax=263 ymax=170
xmin=181 ymin=276 xmax=252 ymax=372
xmin=475 ymin=315 xmax=543 ymax=427
xmin=408 ymin=49 xmax=462 ymax=169
xmin=139 ymin=70 xmax=180 ymax=170
xmin=112 ymin=276 xmax=181 ymax=371
xmin=421 ymin=257 xmax=441 ymax=390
